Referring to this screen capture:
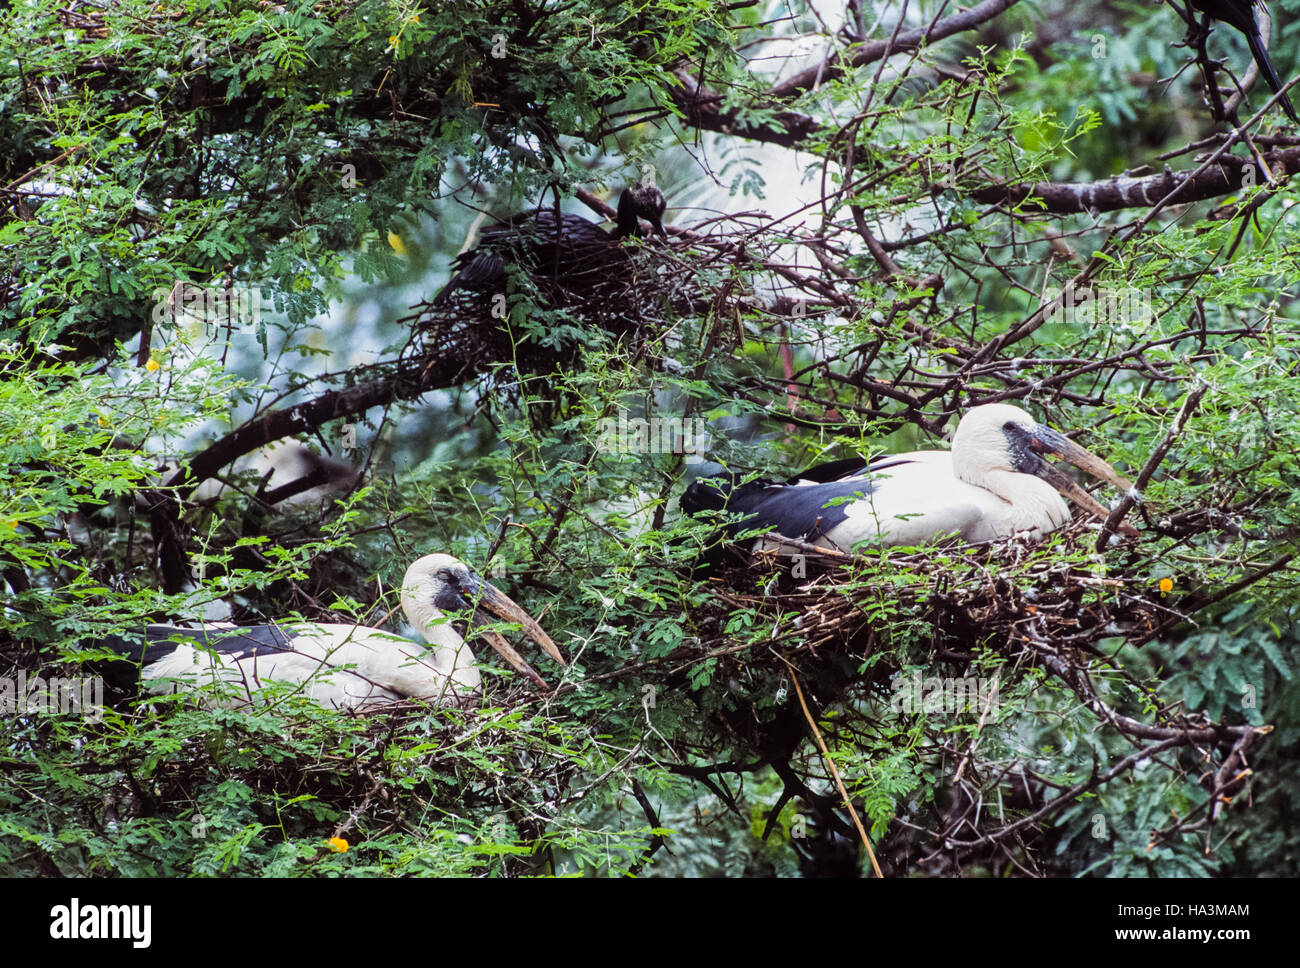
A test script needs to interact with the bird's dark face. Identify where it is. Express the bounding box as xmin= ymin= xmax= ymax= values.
xmin=430 ymin=561 xmax=481 ymax=614
xmin=617 ymin=183 xmax=667 ymax=237
xmin=404 ymin=554 xmax=566 ymax=689
xmin=1000 ymin=418 xmax=1138 ymax=535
